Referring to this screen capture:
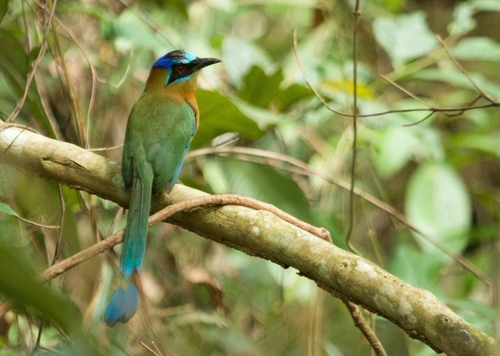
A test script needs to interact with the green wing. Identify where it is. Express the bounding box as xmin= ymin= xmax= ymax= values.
xmin=122 ymin=93 xmax=196 ymax=194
